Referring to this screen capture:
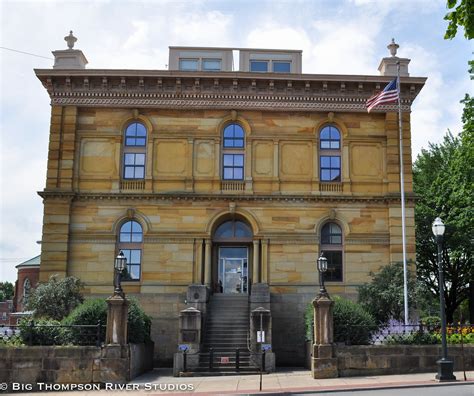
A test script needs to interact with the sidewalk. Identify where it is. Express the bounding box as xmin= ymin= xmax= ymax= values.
xmin=129 ymin=368 xmax=474 ymax=395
